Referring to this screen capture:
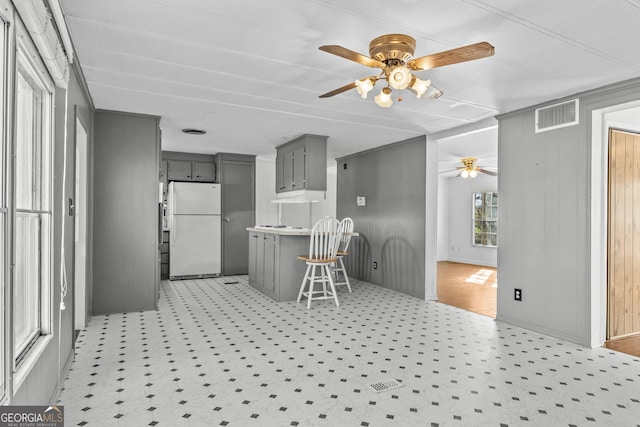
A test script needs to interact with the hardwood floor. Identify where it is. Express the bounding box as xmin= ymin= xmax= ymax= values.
xmin=436 ymin=261 xmax=640 ymax=358
xmin=604 ymin=334 xmax=640 ymax=358
xmin=436 ymin=261 xmax=497 ymax=318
